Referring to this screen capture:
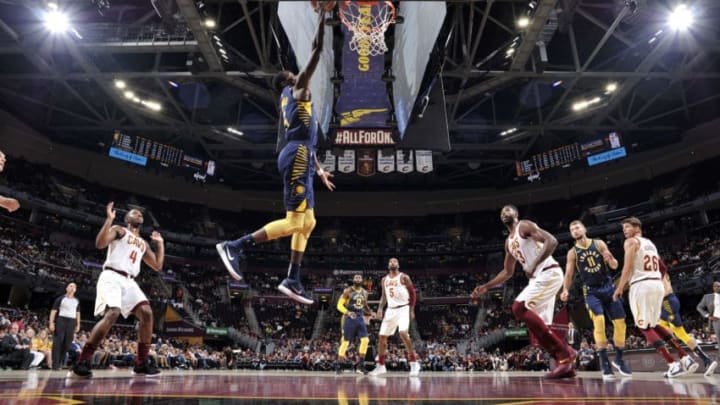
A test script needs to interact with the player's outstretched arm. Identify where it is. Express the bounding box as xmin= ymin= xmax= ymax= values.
xmin=561 ymin=249 xmax=577 ymax=302
xmin=613 ymin=238 xmax=638 ymax=301
xmin=294 ymin=10 xmax=326 ymax=94
xmin=596 ymin=239 xmax=619 ymax=270
xmin=314 ymin=154 xmax=335 ymax=191
xmin=142 ymin=231 xmax=165 ymax=272
xmin=518 ymin=220 xmax=557 ymax=275
xmin=472 ymin=241 xmax=516 ymax=298
xmin=96 ymin=202 xmax=122 ymax=249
